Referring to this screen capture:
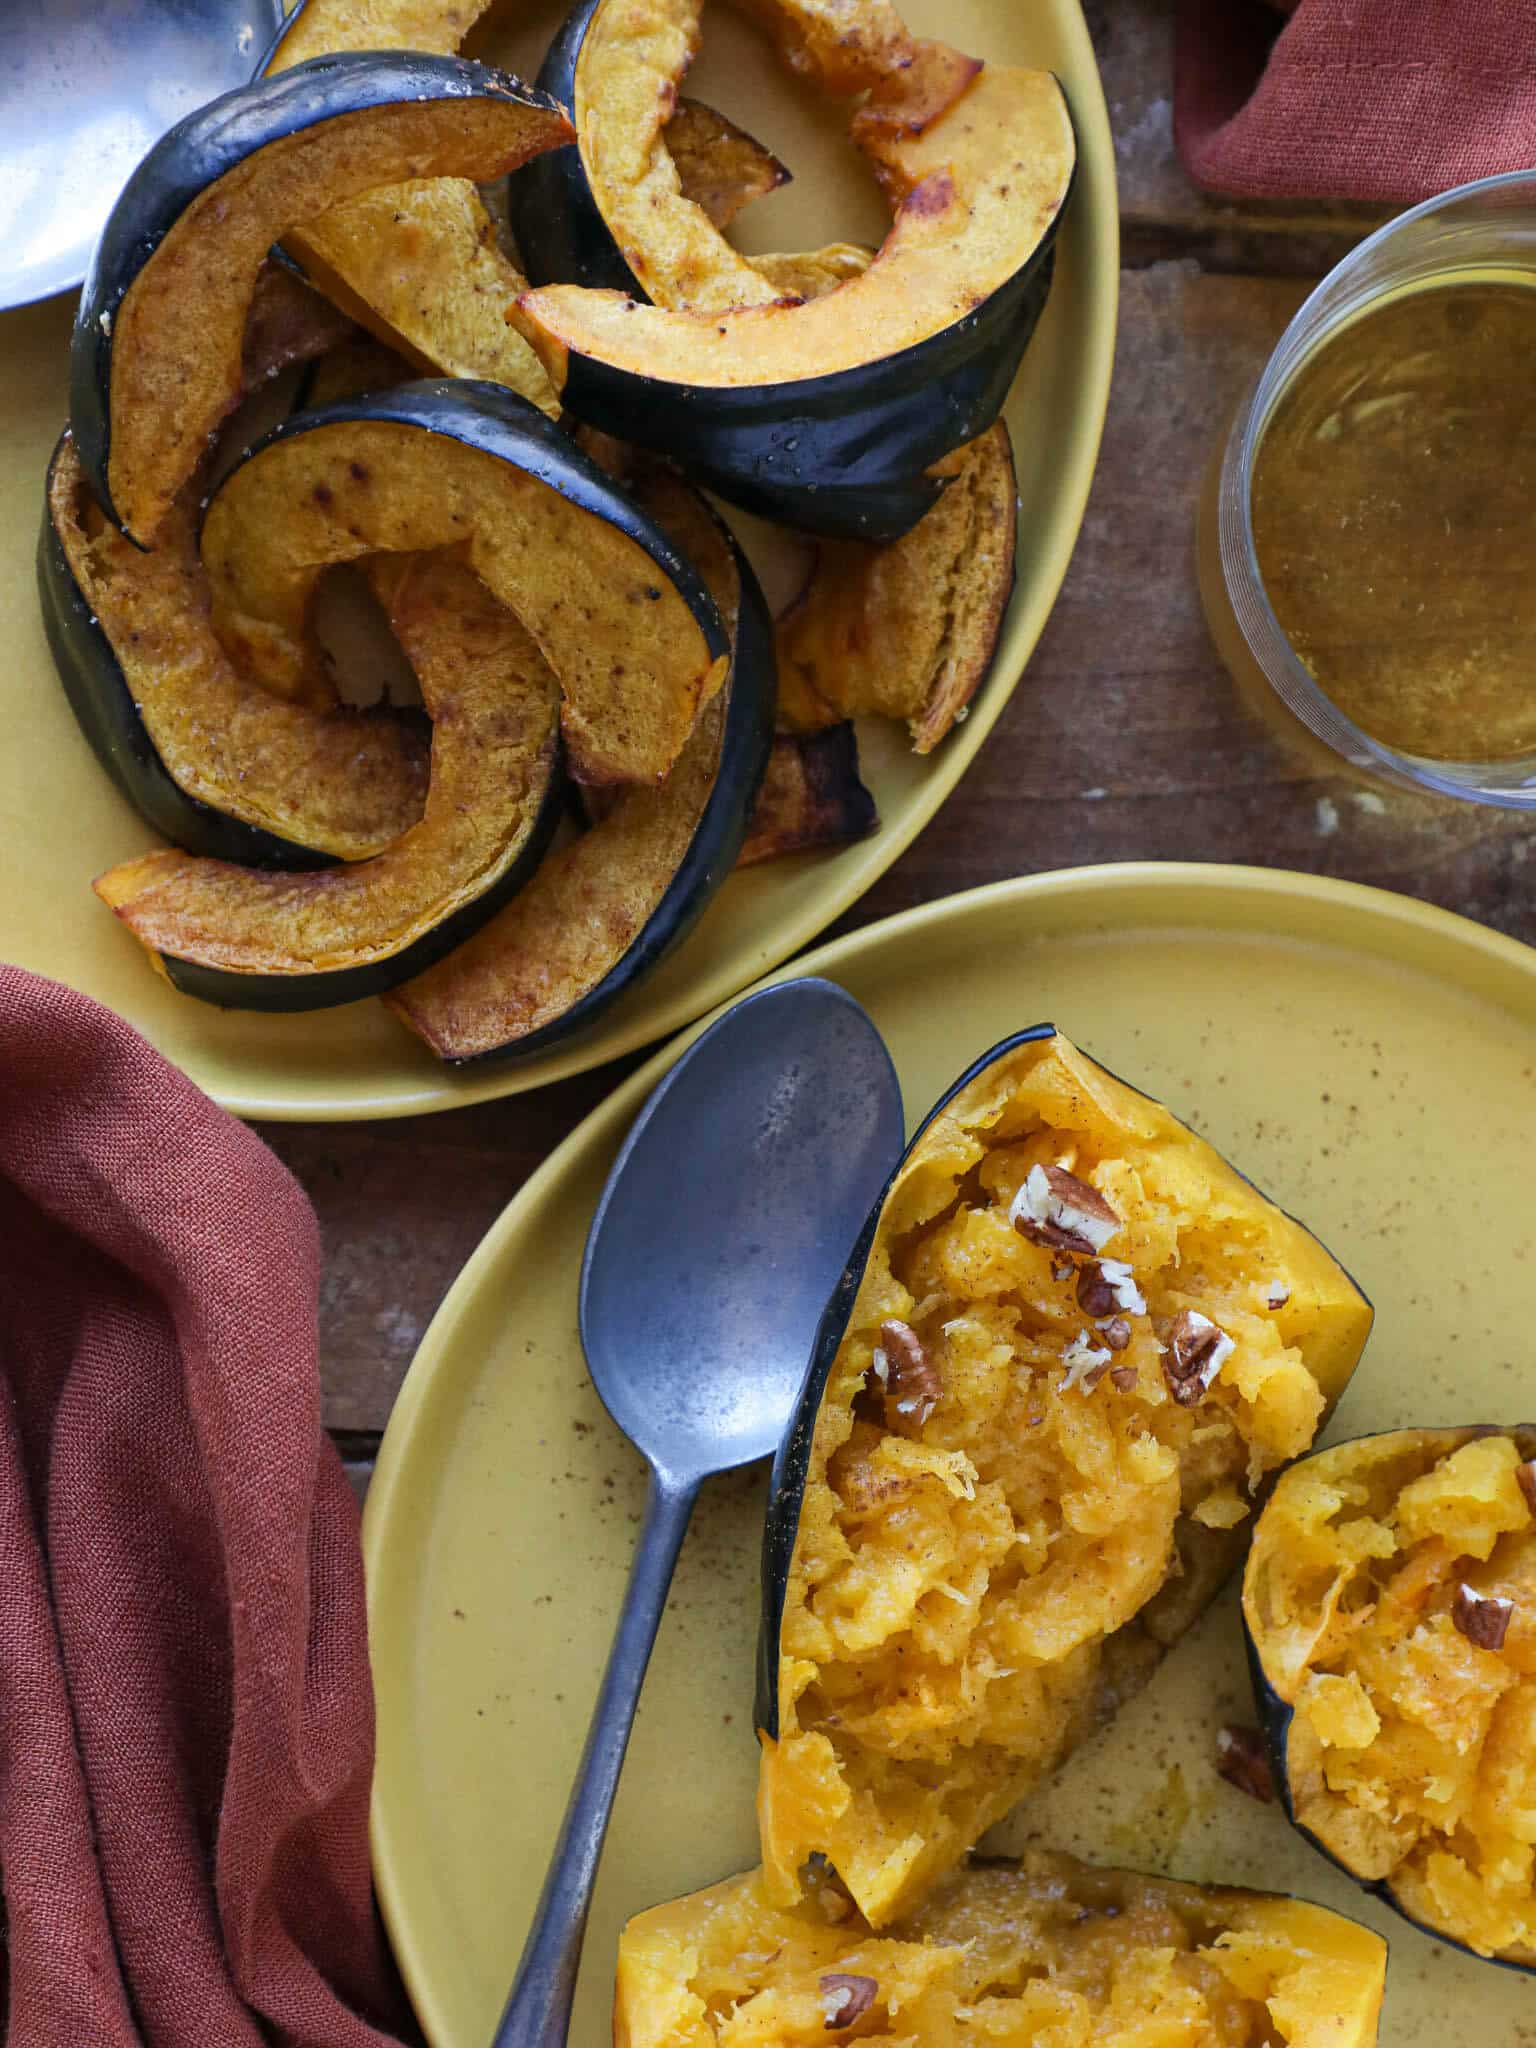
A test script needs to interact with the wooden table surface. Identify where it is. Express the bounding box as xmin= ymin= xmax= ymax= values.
xmin=279 ymin=0 xmax=1536 ymax=1493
